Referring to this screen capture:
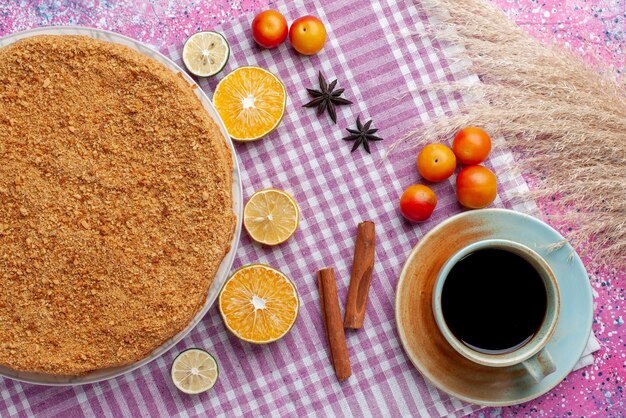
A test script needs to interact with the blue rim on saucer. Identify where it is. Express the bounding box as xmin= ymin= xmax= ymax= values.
xmin=395 ymin=209 xmax=594 ymax=406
